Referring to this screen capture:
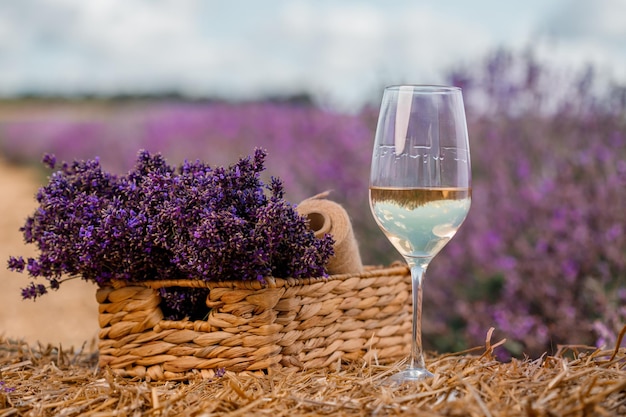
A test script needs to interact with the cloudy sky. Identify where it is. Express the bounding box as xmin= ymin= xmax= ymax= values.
xmin=0 ymin=0 xmax=625 ymax=109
